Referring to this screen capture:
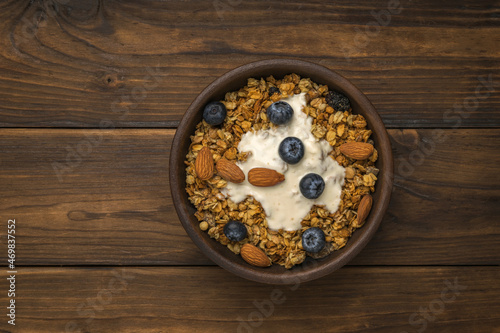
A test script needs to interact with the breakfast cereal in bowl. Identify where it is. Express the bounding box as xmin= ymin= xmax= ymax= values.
xmin=184 ymin=73 xmax=378 ymax=269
